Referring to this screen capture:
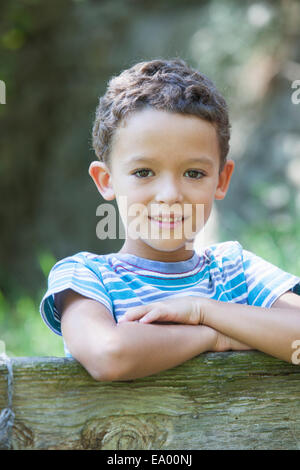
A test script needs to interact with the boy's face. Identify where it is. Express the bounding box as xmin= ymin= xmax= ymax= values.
xmin=90 ymin=108 xmax=234 ymax=261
